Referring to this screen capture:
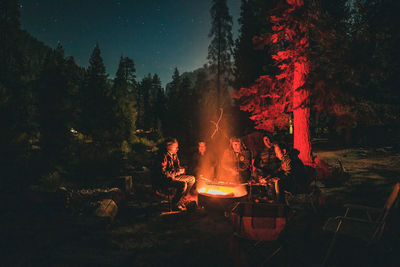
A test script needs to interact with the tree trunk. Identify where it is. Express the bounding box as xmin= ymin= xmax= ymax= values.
xmin=293 ymin=95 xmax=312 ymax=165
xmin=292 ymin=62 xmax=313 ymax=165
